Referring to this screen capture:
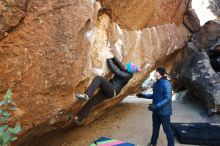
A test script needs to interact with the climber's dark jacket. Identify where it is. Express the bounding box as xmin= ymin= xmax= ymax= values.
xmin=107 ymin=57 xmax=133 ymax=94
